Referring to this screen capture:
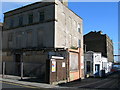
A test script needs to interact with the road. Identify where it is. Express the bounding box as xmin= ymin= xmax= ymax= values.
xmin=78 ymin=72 xmax=120 ymax=89
xmin=59 ymin=71 xmax=120 ymax=89
xmin=0 ymin=81 xmax=41 ymax=90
